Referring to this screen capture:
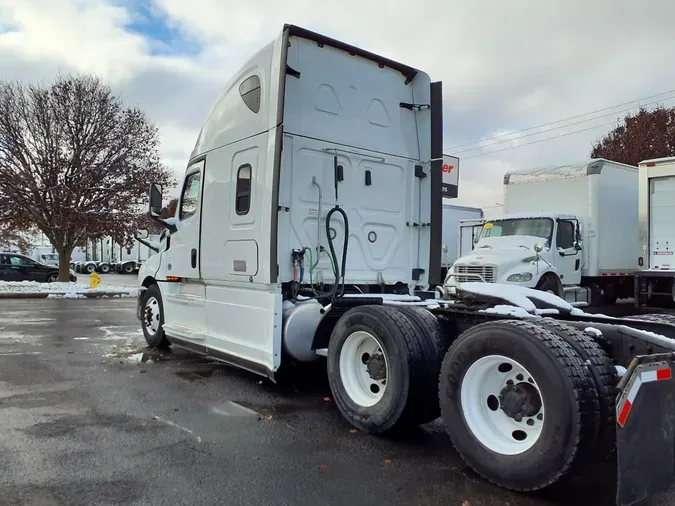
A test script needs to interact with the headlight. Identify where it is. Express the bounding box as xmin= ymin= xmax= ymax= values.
xmin=522 ymin=256 xmax=537 ymax=263
xmin=507 ymin=272 xmax=533 ymax=282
